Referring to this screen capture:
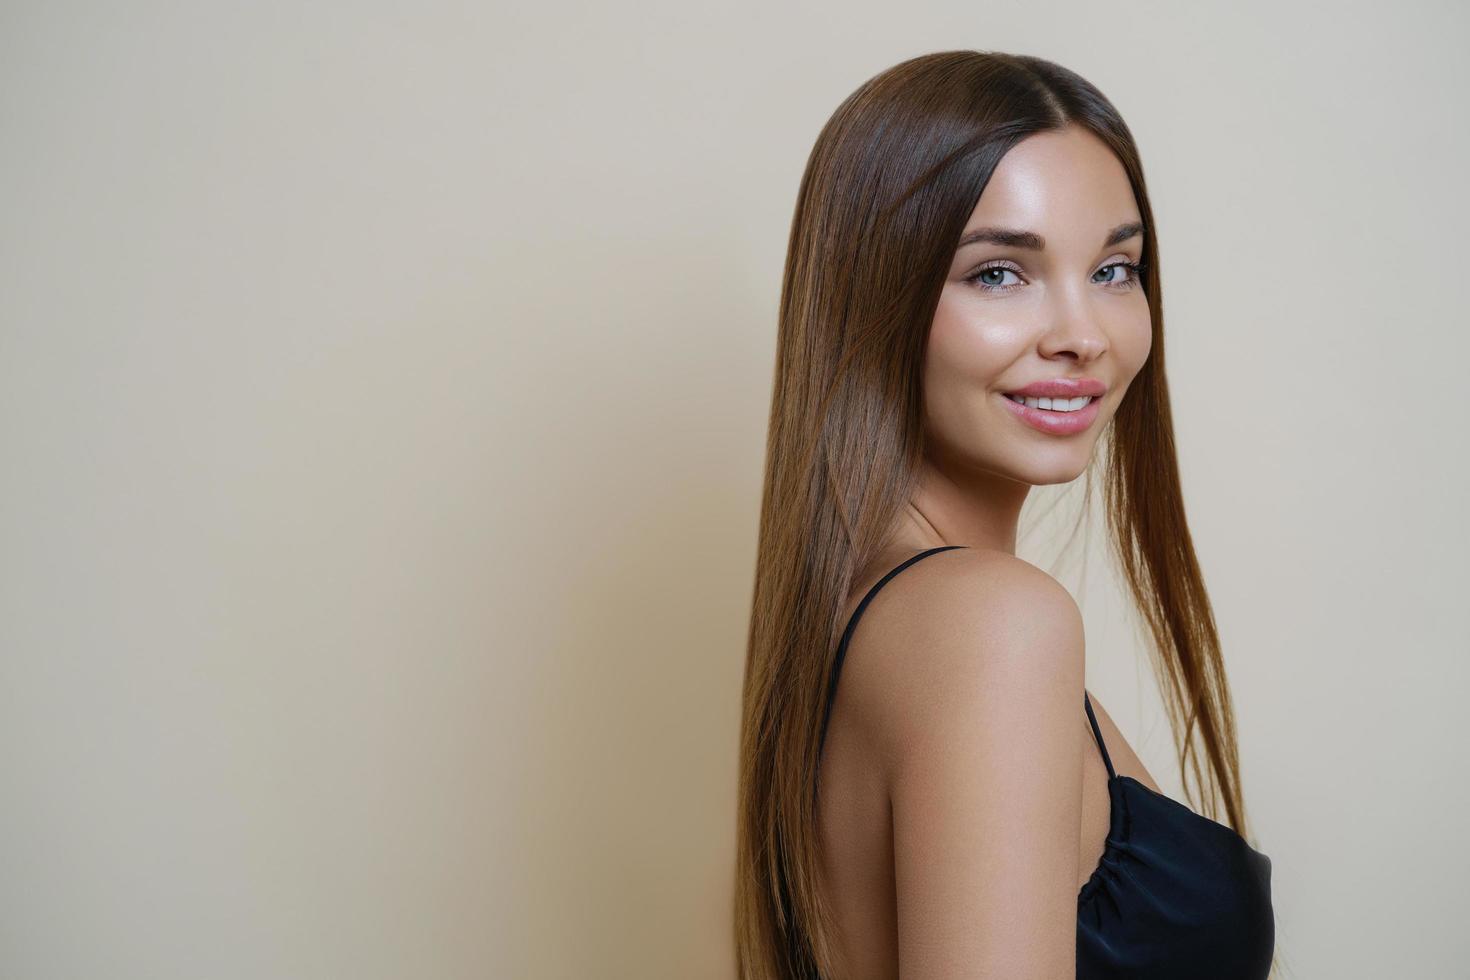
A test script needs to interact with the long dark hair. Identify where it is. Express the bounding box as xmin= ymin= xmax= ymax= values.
xmin=733 ymin=50 xmax=1279 ymax=979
